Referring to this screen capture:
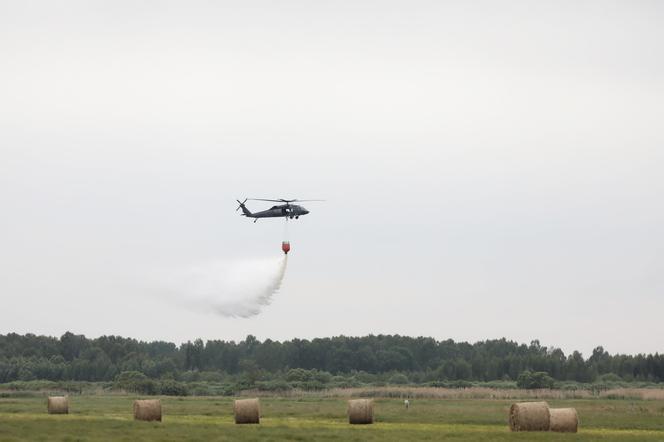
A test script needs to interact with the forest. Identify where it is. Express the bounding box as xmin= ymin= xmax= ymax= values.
xmin=1 ymin=332 xmax=663 ymax=386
